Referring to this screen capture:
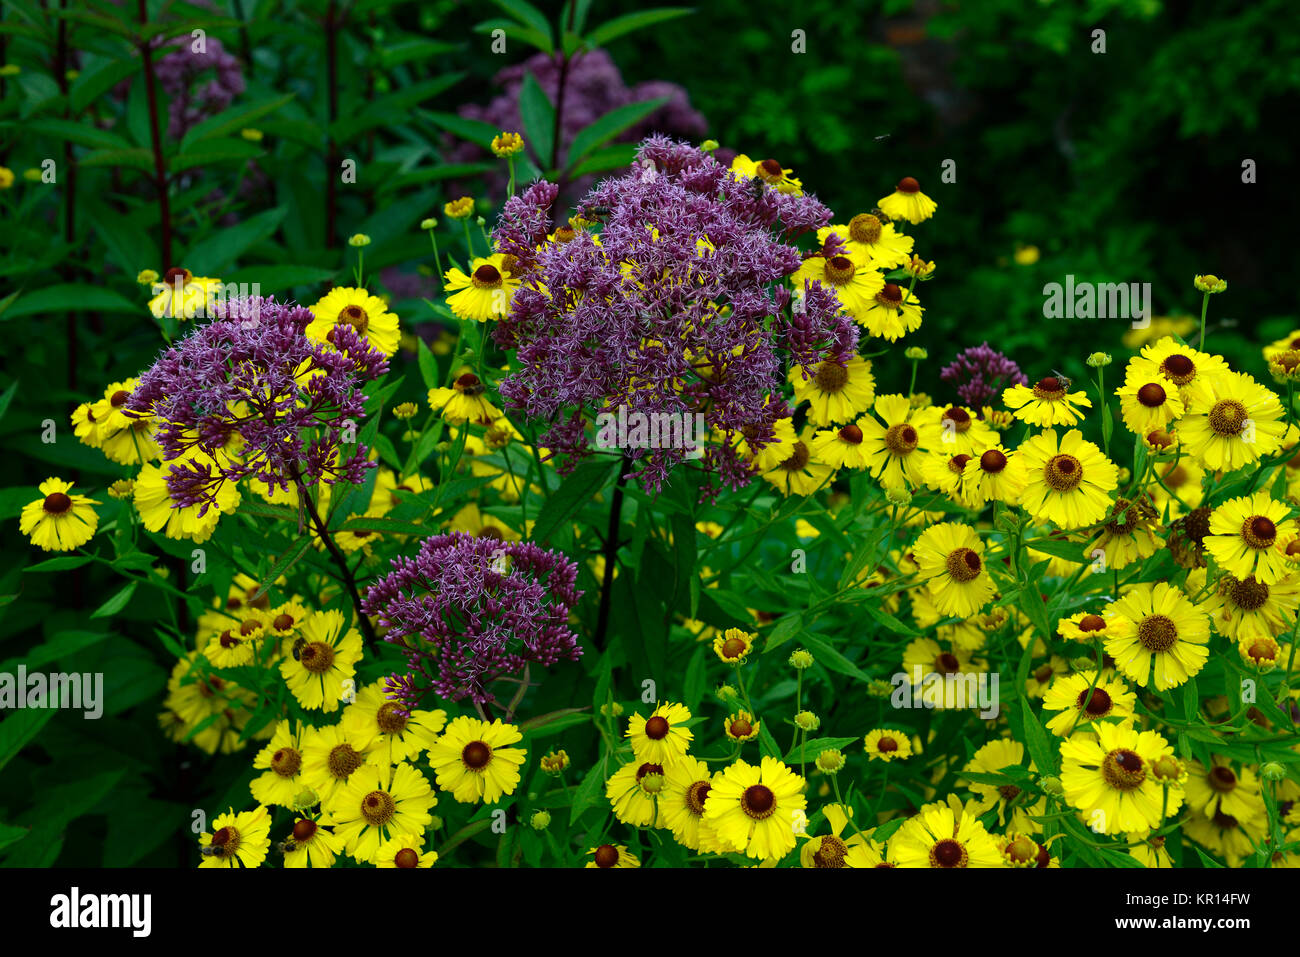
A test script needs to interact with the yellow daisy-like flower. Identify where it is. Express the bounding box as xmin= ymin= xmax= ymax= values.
xmin=134 ymin=452 xmax=240 ymax=543
xmin=863 ymin=728 xmax=913 ymax=762
xmin=703 ymin=756 xmax=807 ymax=860
xmin=19 ymin=477 xmax=99 ymax=552
xmin=912 ymin=521 xmax=996 ymax=618
xmin=202 ymin=615 xmax=264 ymax=668
xmin=1184 ymin=757 xmax=1264 ymax=827
xmin=1127 ymin=834 xmax=1174 ymax=869
xmin=321 ymin=762 xmax=436 ymax=864
xmin=443 ymin=254 xmax=520 ymax=321
xmin=920 ymin=449 xmax=976 ymax=501
xmin=724 ymin=710 xmax=760 ymax=742
xmin=811 ymin=419 xmax=873 ymax=470
xmin=1115 ymin=361 xmax=1186 ymax=435
xmin=1018 ymin=428 xmax=1119 ymax=529
xmin=279 ymin=818 xmax=345 ymax=869
xmin=890 ymin=799 xmax=1004 ymax=868
xmin=1178 ymin=369 xmax=1284 ymax=472
xmin=1139 ymin=336 xmax=1231 ymax=408
xmin=1082 ymin=495 xmax=1162 ymax=571
xmin=1184 ymin=808 xmax=1267 ymax=868
xmin=1060 ymin=721 xmax=1176 ymax=835
xmin=198 ymin=806 xmax=271 ymax=868
xmin=342 ymin=678 xmax=447 ymax=766
xmin=1041 ymin=670 xmax=1138 ymax=737
xmin=658 ymin=757 xmax=728 ymax=853
xmin=278 ymin=609 xmax=363 ymax=712
xmin=798 ymin=804 xmax=877 ymax=868
xmin=627 ymin=701 xmax=693 ymax=763
xmin=792 ymin=251 xmax=885 ymax=317
xmin=817 ymin=214 xmax=914 ymax=269
xmin=1002 ymin=375 xmax=1092 ymax=427
xmin=426 ymin=716 xmax=526 ymax=804
xmin=935 ymin=404 xmax=999 ymax=456
xmin=861 ymin=394 xmax=941 ymax=488
xmin=735 ymin=408 xmax=798 ymax=471
xmin=586 ymin=844 xmax=641 ymax=868
xmin=250 ymin=720 xmax=311 ymax=807
xmin=730 ymin=153 xmax=802 ymax=195
xmin=760 ymin=436 xmax=836 ymax=497
xmin=1104 ymin=582 xmax=1210 ymax=691
xmin=444 ymin=196 xmax=475 ymax=219
xmin=963 ymin=445 xmax=1027 ymax=507
xmin=853 ymin=282 xmax=924 ymax=341
xmin=878 ymin=176 xmax=937 ymax=225
xmin=713 ymin=628 xmax=755 ymax=663
xmin=307 ymin=286 xmax=401 ymax=357
xmin=490 ymin=131 xmax=525 ymax=157
xmin=788 ymin=355 xmax=876 ymax=426
xmin=1199 ymin=572 xmax=1300 ymax=641
xmin=374 ymin=834 xmax=438 ymax=868
xmin=606 ymin=758 xmax=669 ymax=827
xmin=300 ymin=722 xmax=375 ymax=806
xmin=1204 ymin=491 xmax=1296 ymax=584
xmin=428 ymin=369 xmax=501 ymax=425
xmin=149 ymin=266 xmax=222 ymax=320
xmin=963 ymin=739 xmax=1046 ymax=833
